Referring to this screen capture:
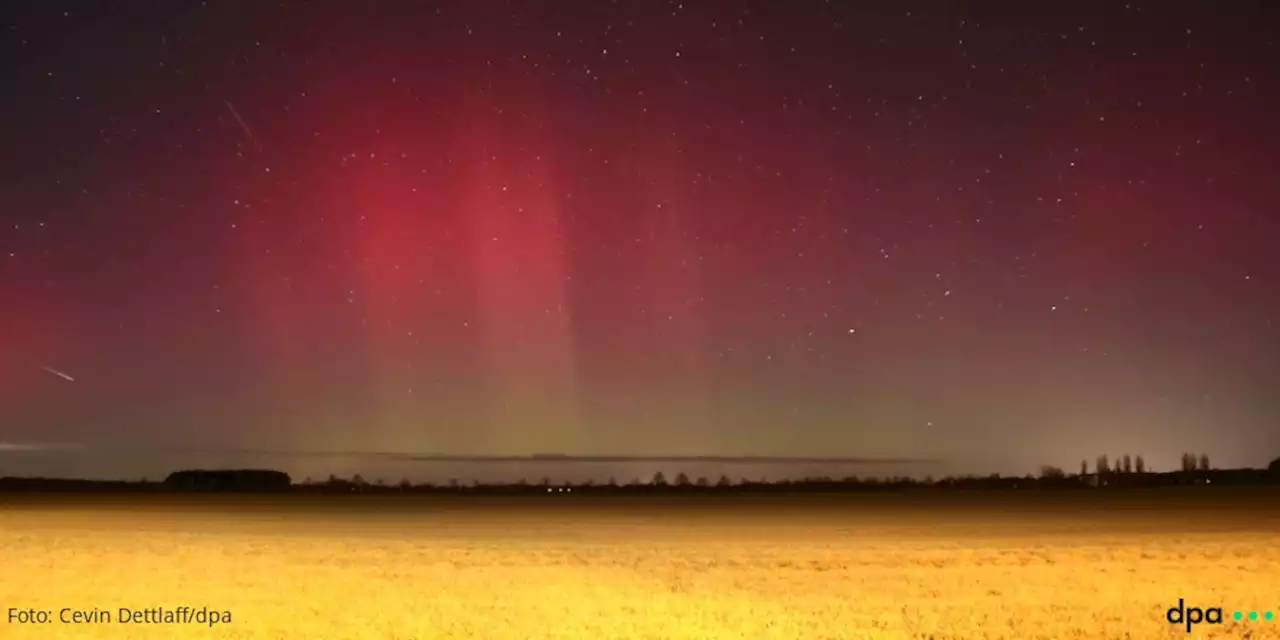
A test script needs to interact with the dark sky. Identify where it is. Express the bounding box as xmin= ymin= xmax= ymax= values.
xmin=1 ymin=1 xmax=1277 ymax=481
